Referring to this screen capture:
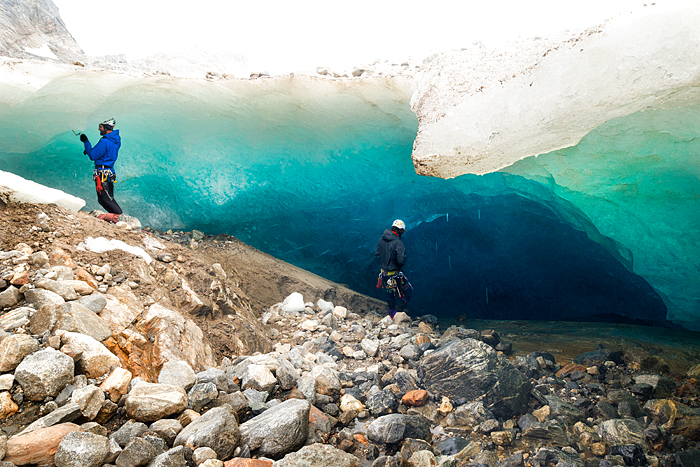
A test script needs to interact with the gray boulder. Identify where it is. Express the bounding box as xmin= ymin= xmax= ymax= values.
xmin=0 ymin=286 xmax=22 ymax=309
xmin=241 ymin=364 xmax=277 ymax=394
xmin=159 ymin=360 xmax=196 ymax=390
xmin=418 ymin=339 xmax=531 ymax=418
xmin=240 ymin=398 xmax=310 ymax=457
xmin=55 ymin=302 xmax=112 ymax=341
xmin=55 ymin=431 xmax=110 ymax=467
xmin=71 ymin=384 xmax=105 ymax=420
xmin=367 ymin=414 xmax=432 ymax=444
xmin=125 ymin=383 xmax=188 ymax=422
xmin=366 ymin=390 xmax=399 ymax=417
xmin=116 ymin=437 xmax=157 ymax=467
xmin=309 ymin=366 xmax=341 ymax=398
xmin=78 ymin=294 xmax=108 ymax=313
xmin=149 ymin=419 xmax=183 ymax=446
xmin=187 ymin=382 xmax=218 ymax=412
xmin=24 ymin=288 xmax=65 ymax=308
xmin=276 ymin=443 xmax=361 ymax=467
xmin=0 ymin=334 xmax=39 ymax=372
xmin=195 ymin=368 xmax=229 ymax=392
xmin=275 ymin=357 xmax=299 ymax=390
xmin=147 ymin=446 xmax=187 ymax=467
xmin=15 ymin=347 xmax=74 ymax=401
xmin=544 ymin=395 xmax=587 ymax=426
xmin=597 ymin=419 xmax=647 ymax=446
xmin=173 ymin=406 xmax=240 ymax=459
xmin=110 ymin=421 xmax=148 ymax=448
xmin=453 ymin=402 xmax=495 ymax=427
xmin=35 ymin=279 xmax=79 ymax=301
